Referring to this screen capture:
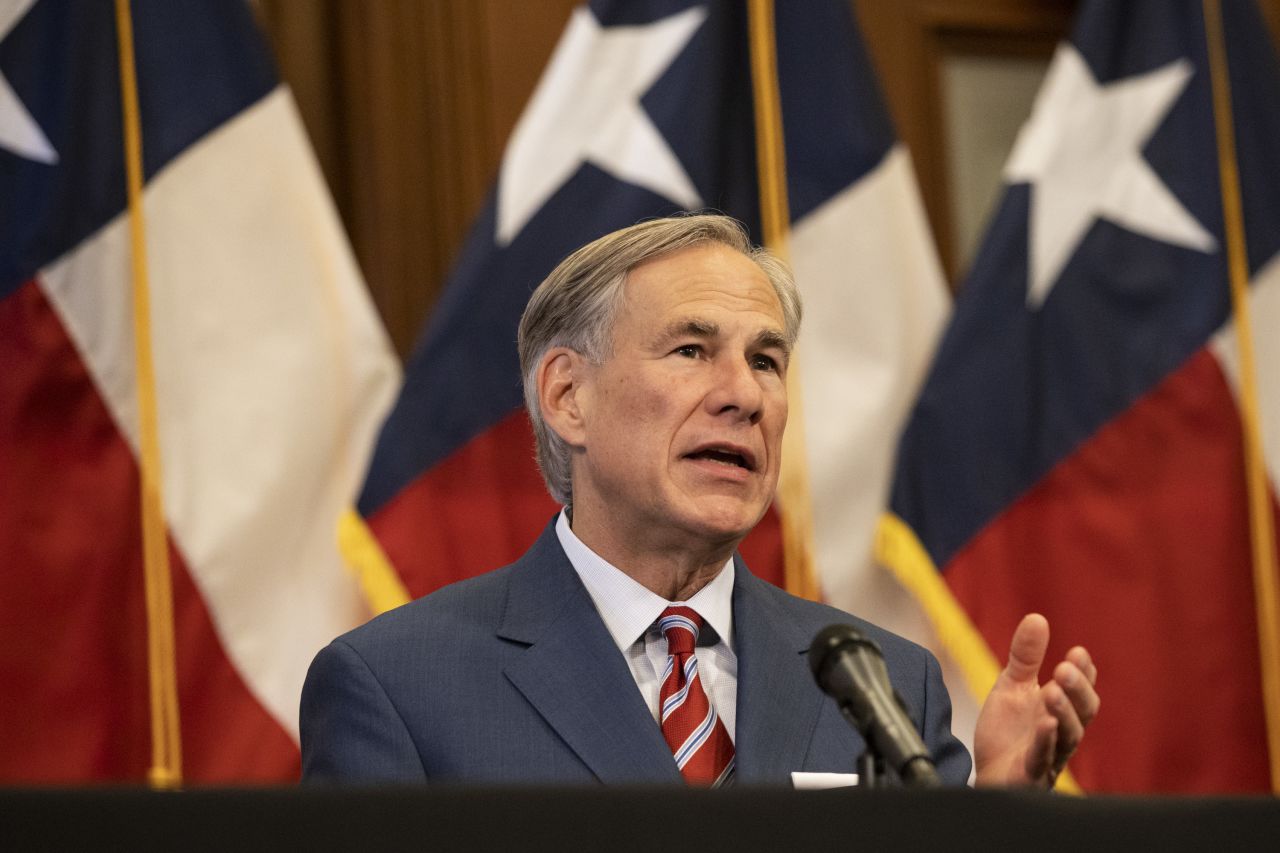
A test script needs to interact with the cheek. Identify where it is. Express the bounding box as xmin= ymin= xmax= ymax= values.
xmin=611 ymin=374 xmax=688 ymax=425
xmin=764 ymin=393 xmax=788 ymax=453
xmin=765 ymin=383 xmax=788 ymax=423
